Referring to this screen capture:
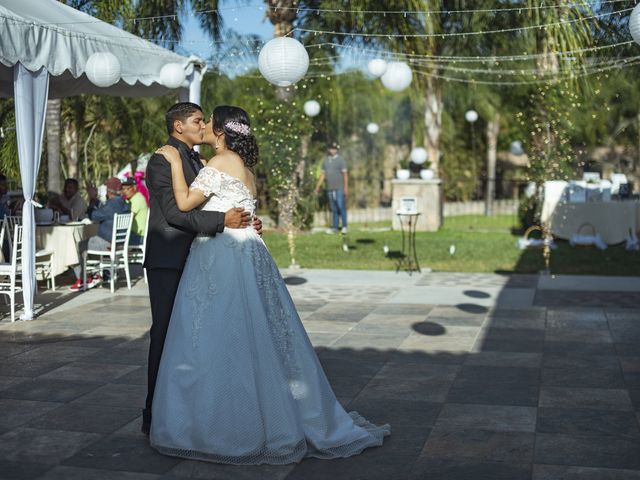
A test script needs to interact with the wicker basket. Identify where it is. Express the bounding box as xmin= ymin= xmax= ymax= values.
xmin=572 ymin=222 xmax=597 ymax=248
xmin=522 ymin=225 xmax=544 ymax=249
